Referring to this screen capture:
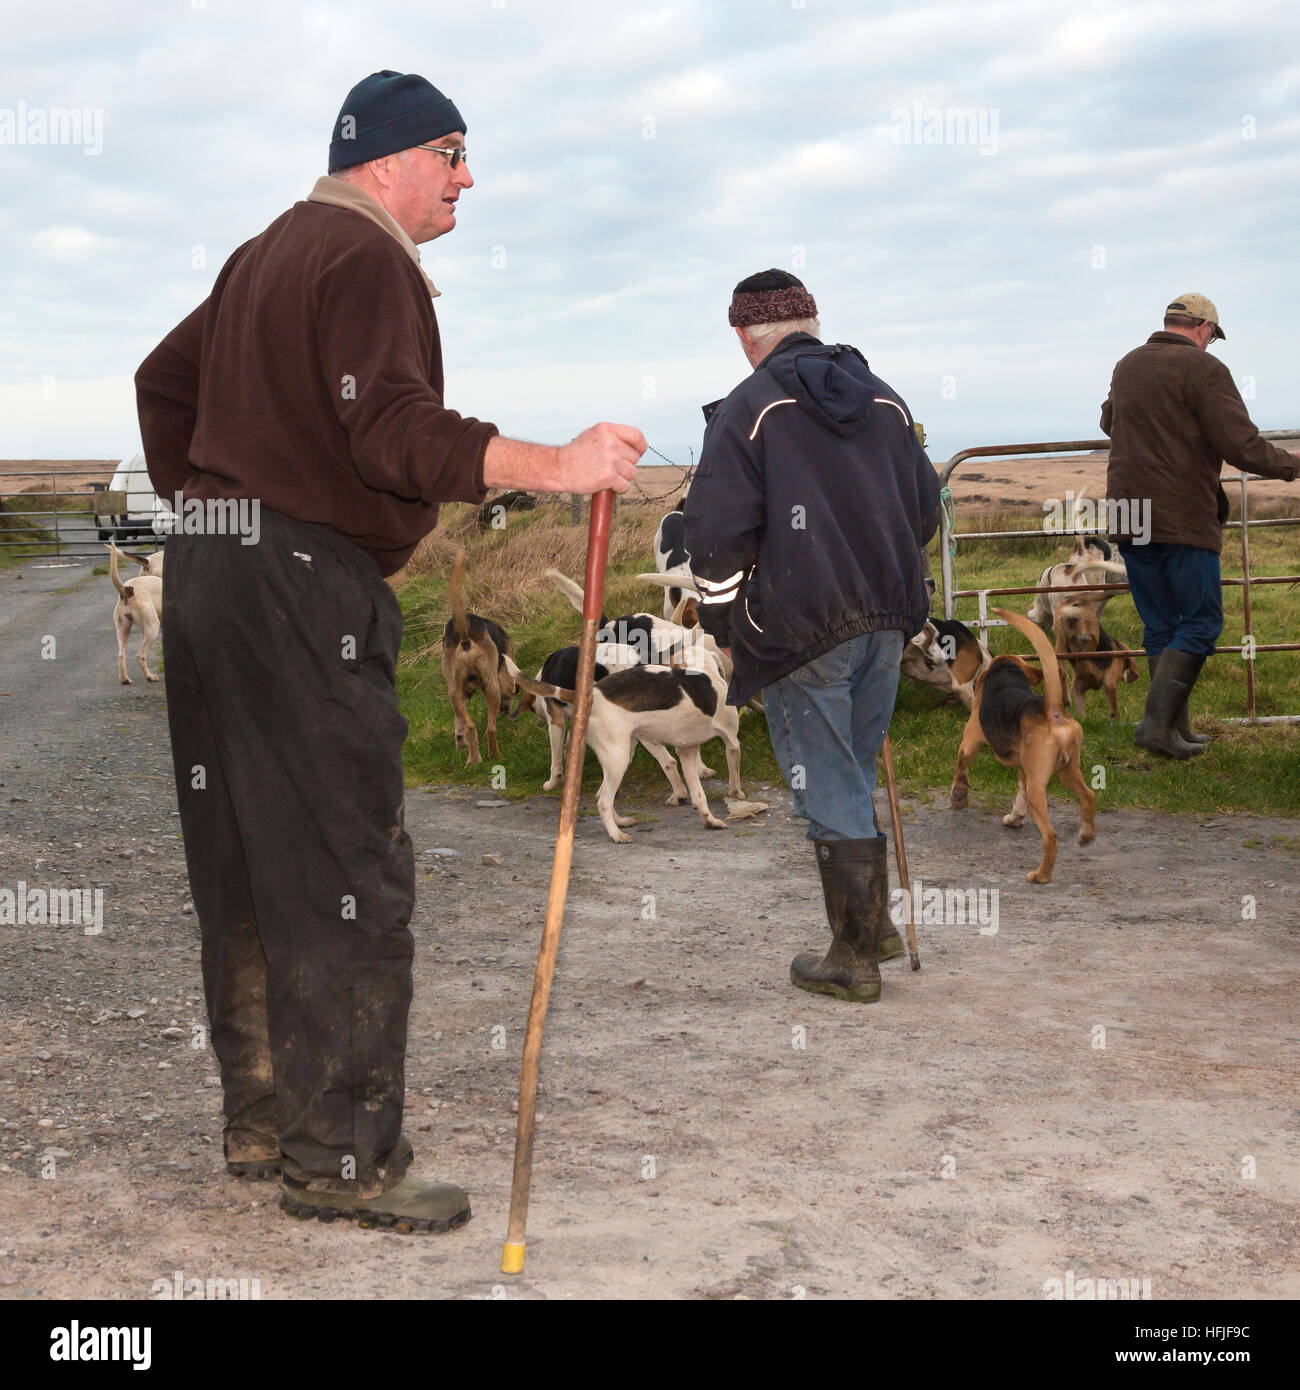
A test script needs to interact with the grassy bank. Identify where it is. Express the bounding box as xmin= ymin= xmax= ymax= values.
xmin=394 ymin=495 xmax=1300 ymax=818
